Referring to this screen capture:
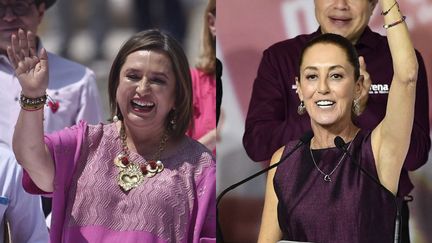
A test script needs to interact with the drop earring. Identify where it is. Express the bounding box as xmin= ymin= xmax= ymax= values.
xmin=352 ymin=99 xmax=361 ymax=116
xmin=297 ymin=101 xmax=306 ymax=115
xmin=169 ymin=109 xmax=177 ymax=131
